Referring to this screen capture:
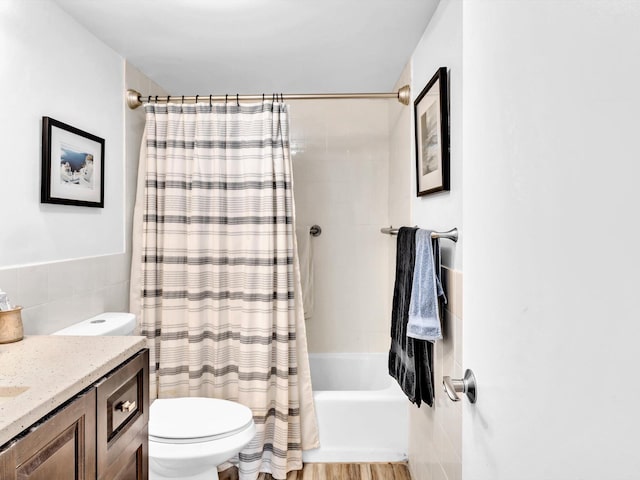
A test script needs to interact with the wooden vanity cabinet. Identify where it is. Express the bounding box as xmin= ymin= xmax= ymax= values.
xmin=0 ymin=388 xmax=96 ymax=479
xmin=0 ymin=348 xmax=149 ymax=480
